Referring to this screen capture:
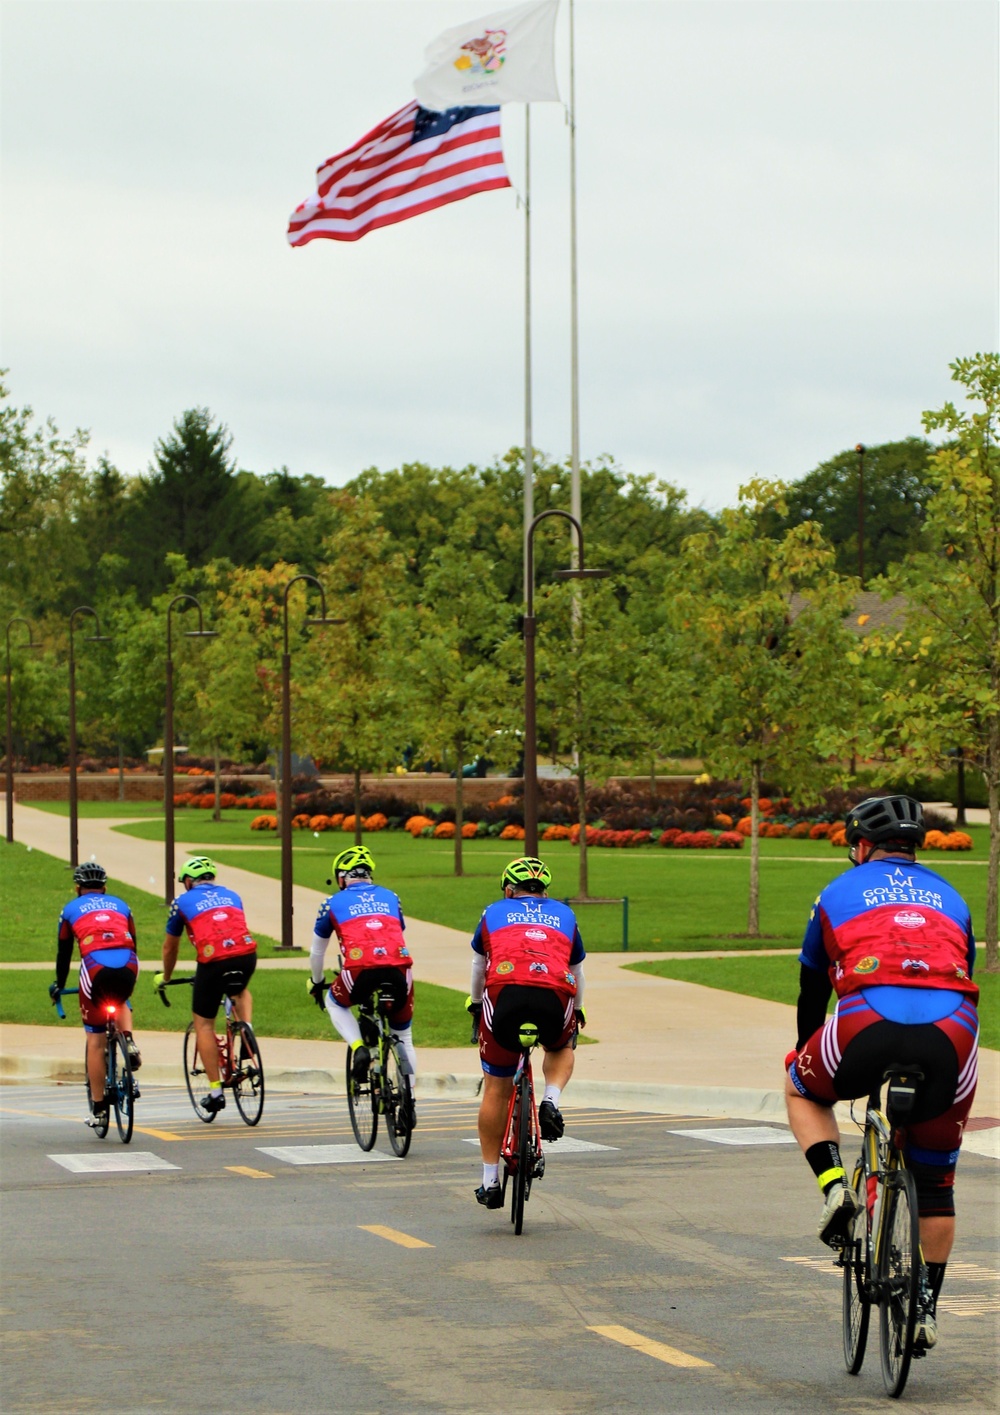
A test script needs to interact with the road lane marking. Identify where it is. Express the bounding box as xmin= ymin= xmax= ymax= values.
xmin=781 ymin=1256 xmax=1000 ymax=1317
xmin=257 ymin=1144 xmax=395 ymax=1165
xmin=133 ymin=1126 xmax=186 ymax=1142
xmin=49 ymin=1151 xmax=180 ymax=1173
xmin=226 ymin=1165 xmax=274 ymax=1179
xmin=358 ymin=1225 xmax=433 ymax=1249
xmin=587 ymin=1325 xmax=713 ymax=1369
xmin=461 ymin=1136 xmax=618 ymax=1154
xmin=667 ymin=1126 xmax=796 ymax=1146
xmin=0 ymin=1105 xmax=184 ymax=1141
